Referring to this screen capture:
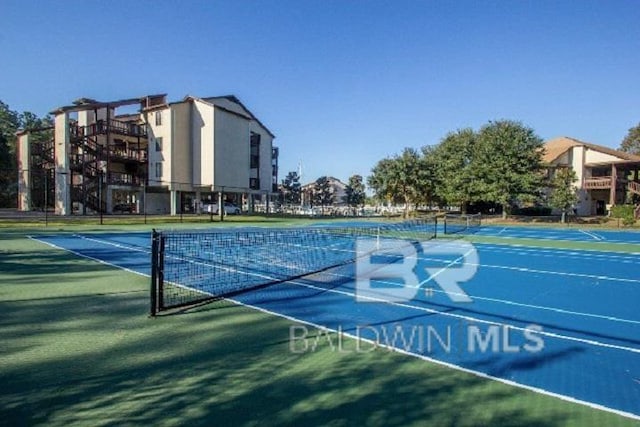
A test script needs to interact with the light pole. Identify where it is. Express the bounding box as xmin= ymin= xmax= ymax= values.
xmin=98 ymin=171 xmax=103 ymax=225
xmin=218 ymin=186 xmax=224 ymax=222
xmin=143 ymin=177 xmax=147 ymax=225
xmin=44 ymin=168 xmax=48 ymax=227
